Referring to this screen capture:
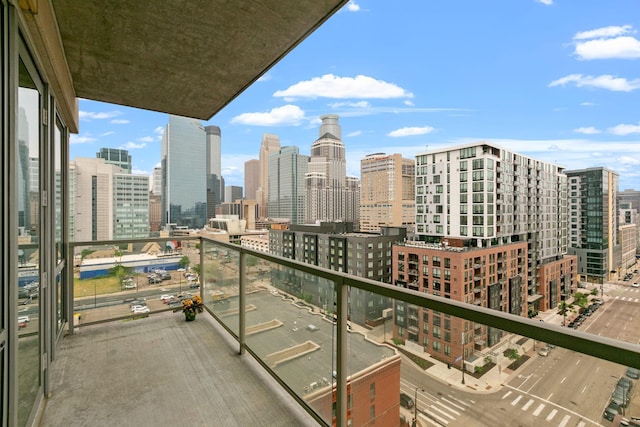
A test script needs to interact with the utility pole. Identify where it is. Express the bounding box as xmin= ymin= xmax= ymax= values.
xmin=461 ymin=332 xmax=466 ymax=385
